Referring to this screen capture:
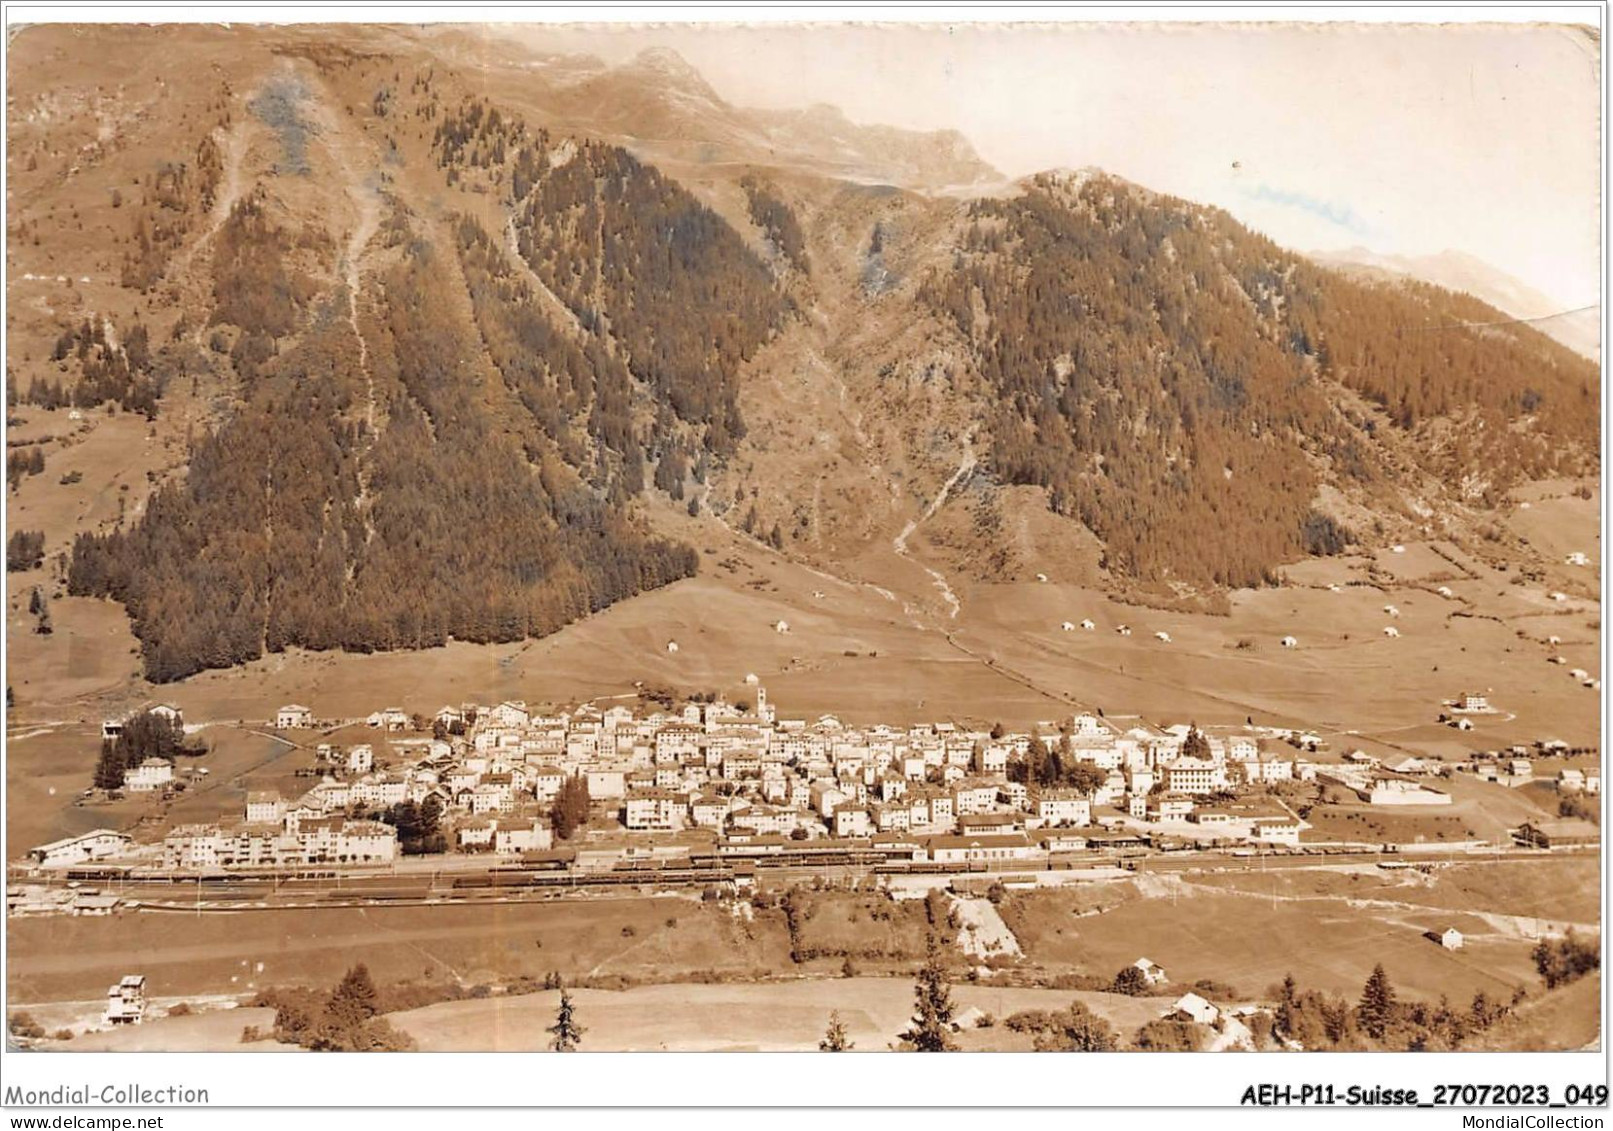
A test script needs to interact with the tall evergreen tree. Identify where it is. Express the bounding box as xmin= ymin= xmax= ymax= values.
xmin=93 ymin=741 xmax=126 ymax=791
xmin=1276 ymin=973 xmax=1299 ymax=1036
xmin=1026 ymin=734 xmax=1051 ymax=786
xmin=550 ymin=773 xmax=591 ymax=840
xmin=1357 ymin=963 xmax=1396 ymax=1040
xmin=899 ymin=935 xmax=956 ymax=1052
xmin=548 ymin=987 xmax=584 ymax=1052
xmin=819 ymin=1010 xmax=853 ymax=1052
xmin=1181 ymin=726 xmax=1212 ymax=761
xmin=325 ymin=963 xmax=379 ymax=1031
